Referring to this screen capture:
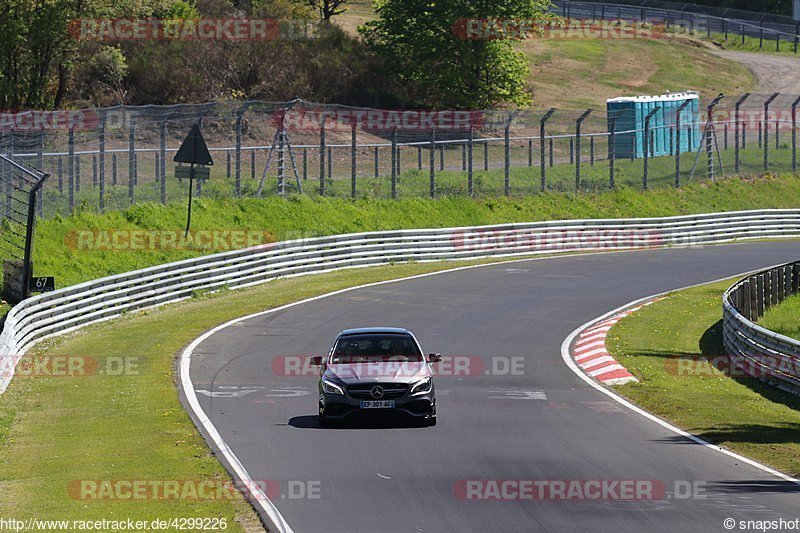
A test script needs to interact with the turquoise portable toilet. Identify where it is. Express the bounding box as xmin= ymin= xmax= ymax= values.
xmin=607 ymin=92 xmax=700 ymax=159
